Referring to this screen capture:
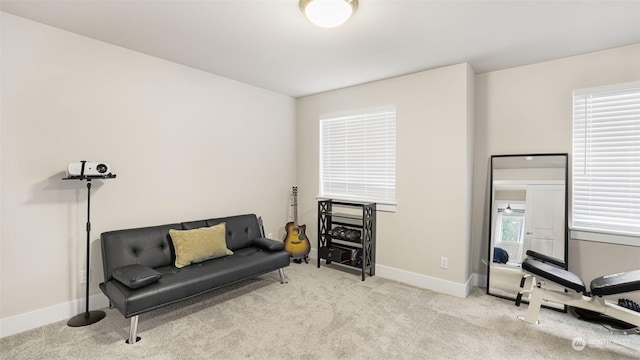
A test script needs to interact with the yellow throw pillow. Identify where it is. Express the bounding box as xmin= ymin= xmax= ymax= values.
xmin=169 ymin=223 xmax=233 ymax=268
